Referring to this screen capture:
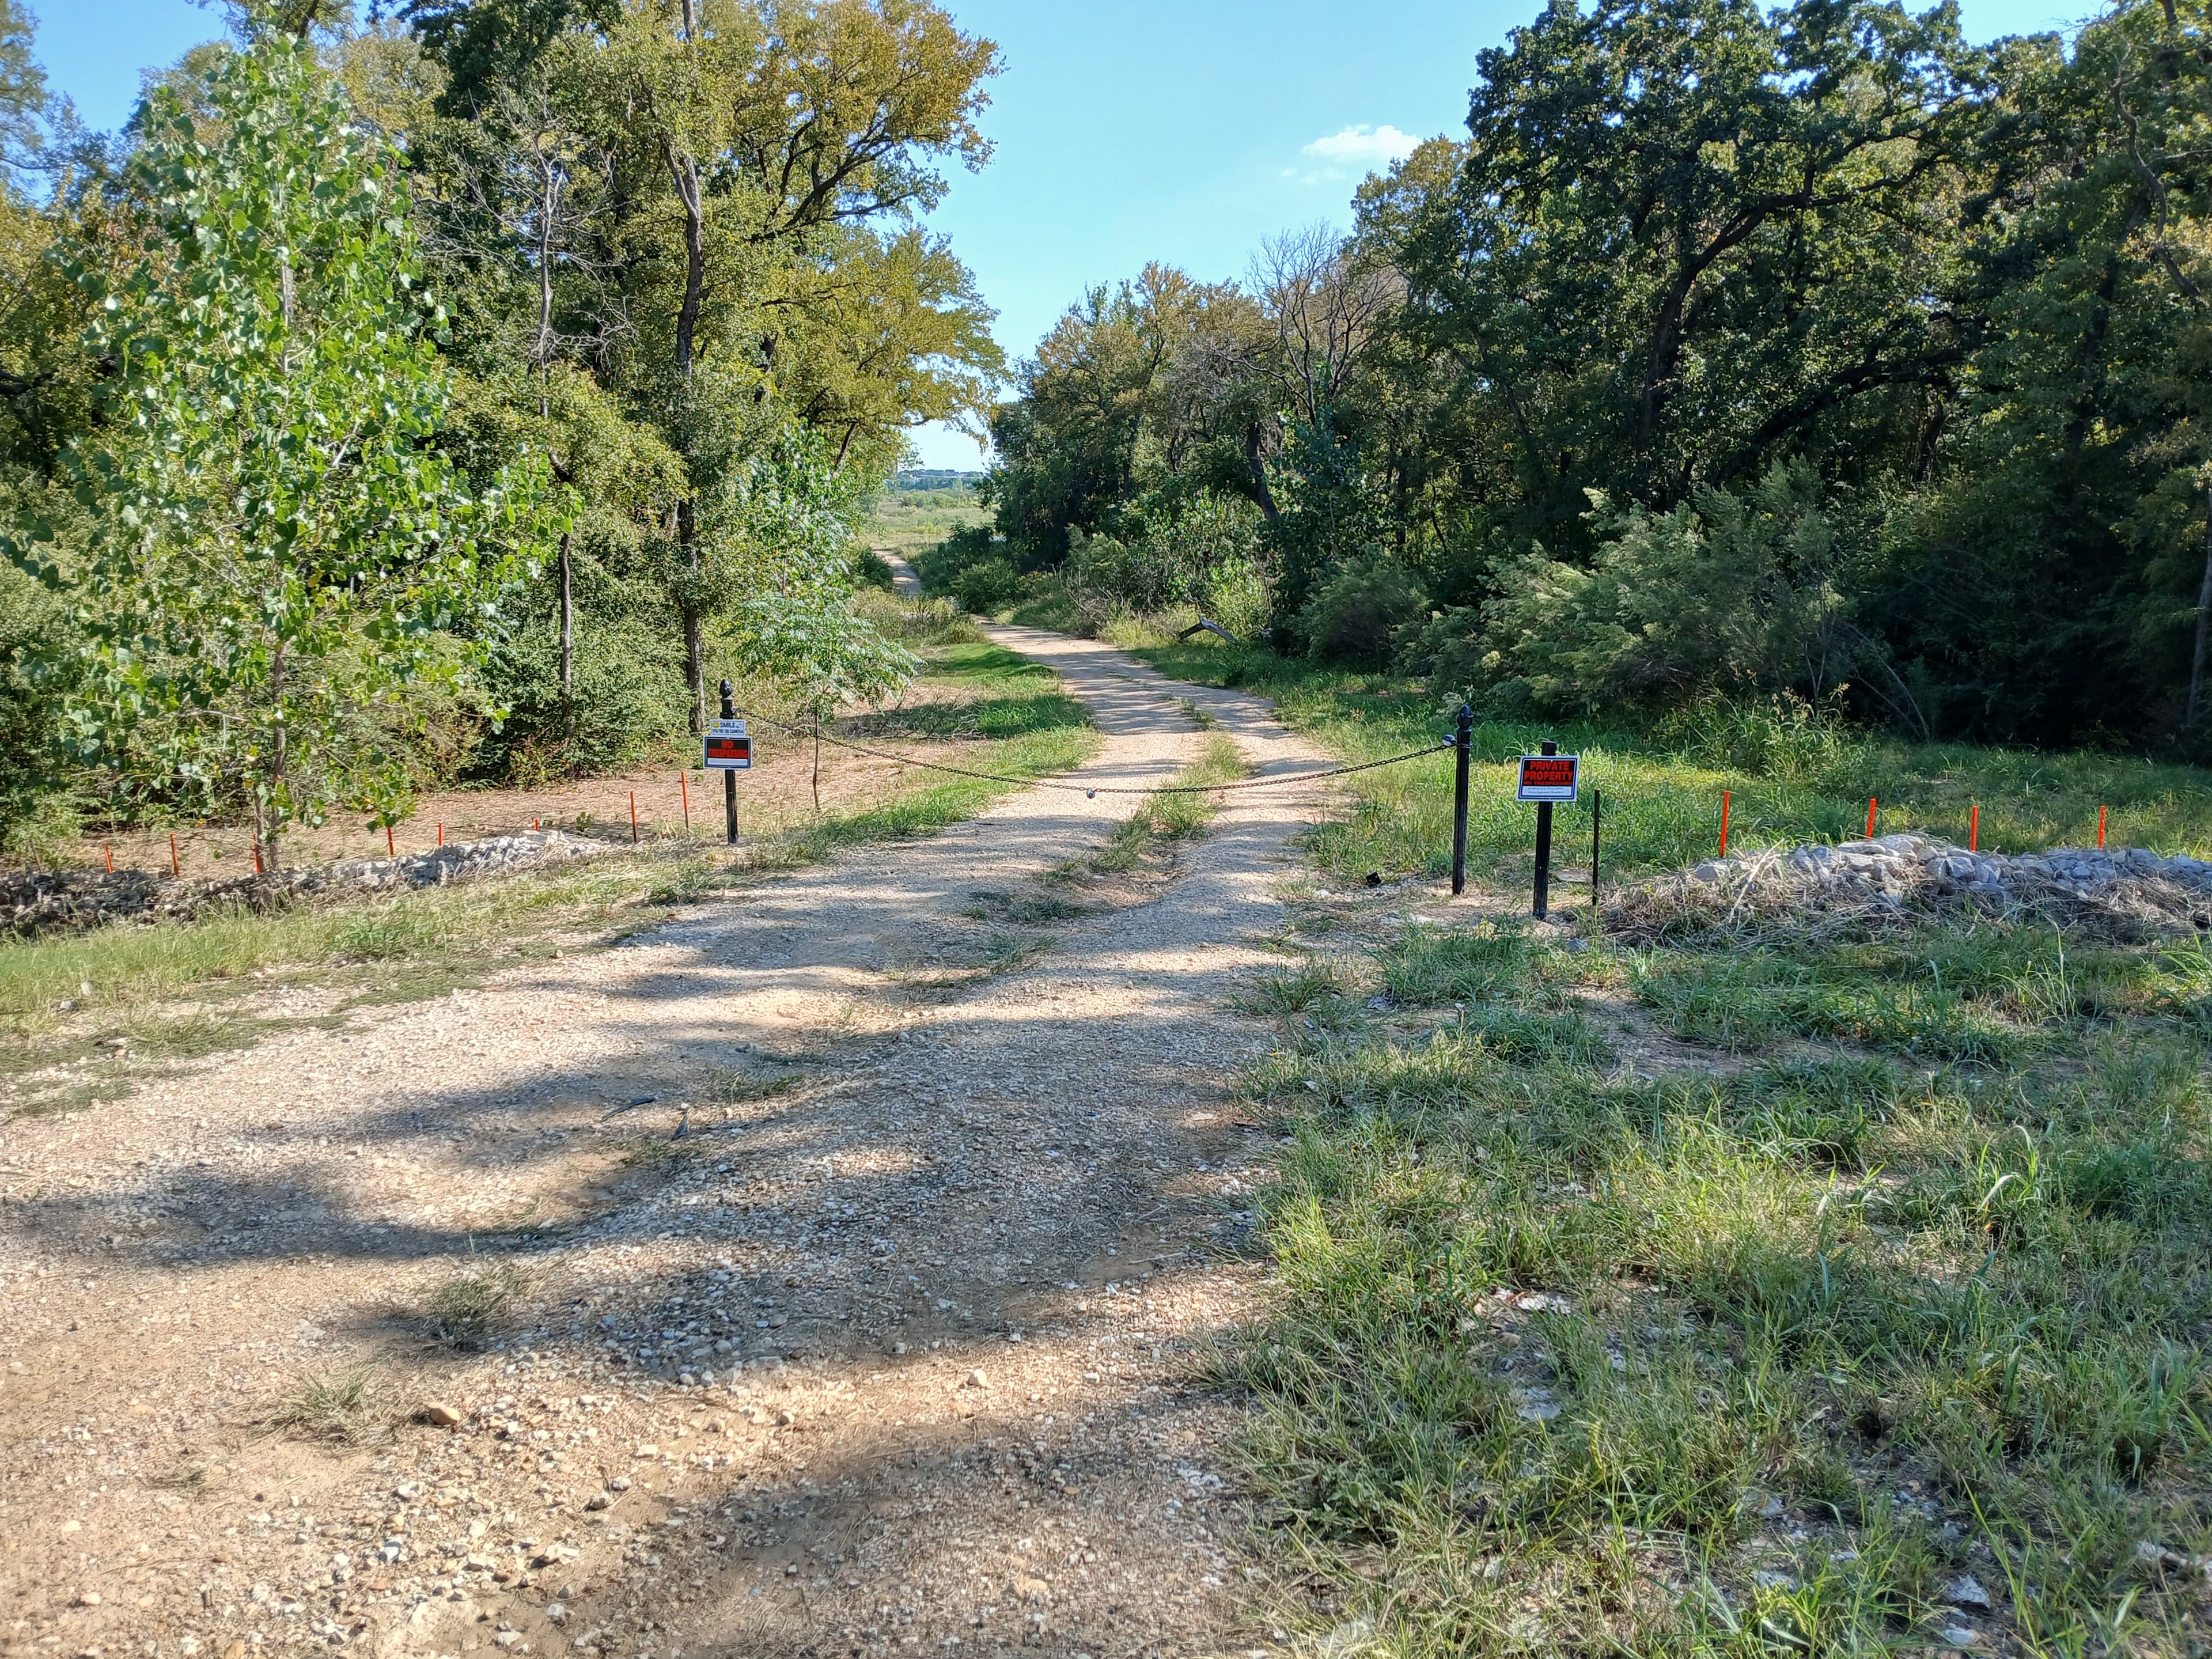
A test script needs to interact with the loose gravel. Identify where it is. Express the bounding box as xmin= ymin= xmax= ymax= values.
xmin=0 ymin=625 xmax=1349 ymax=1659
